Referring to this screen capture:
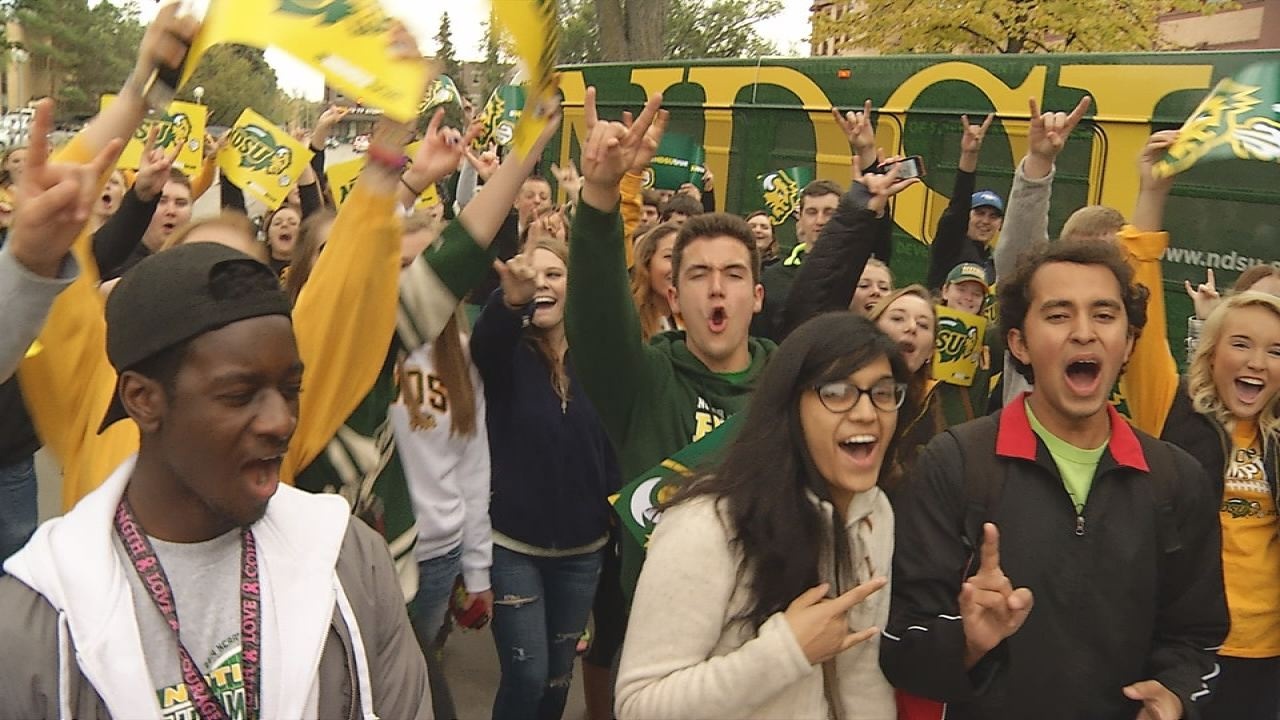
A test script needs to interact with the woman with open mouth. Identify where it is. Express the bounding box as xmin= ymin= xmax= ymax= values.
xmin=471 ymin=236 xmax=619 ymax=720
xmin=616 ymin=313 xmax=908 ymax=719
xmin=630 ymin=221 xmax=683 ymax=342
xmin=1122 ymin=128 xmax=1280 ymax=719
